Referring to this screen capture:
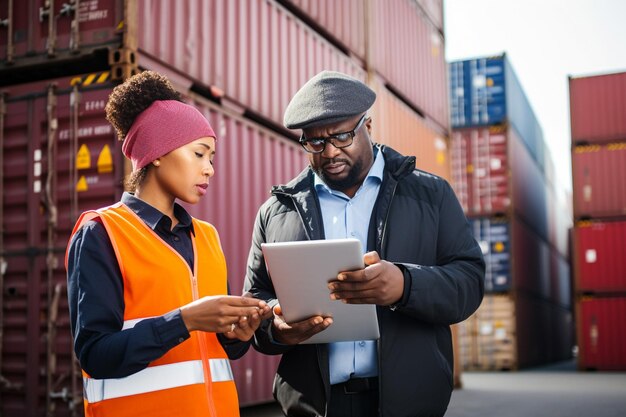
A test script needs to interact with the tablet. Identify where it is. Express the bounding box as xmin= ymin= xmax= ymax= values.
xmin=261 ymin=238 xmax=380 ymax=344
